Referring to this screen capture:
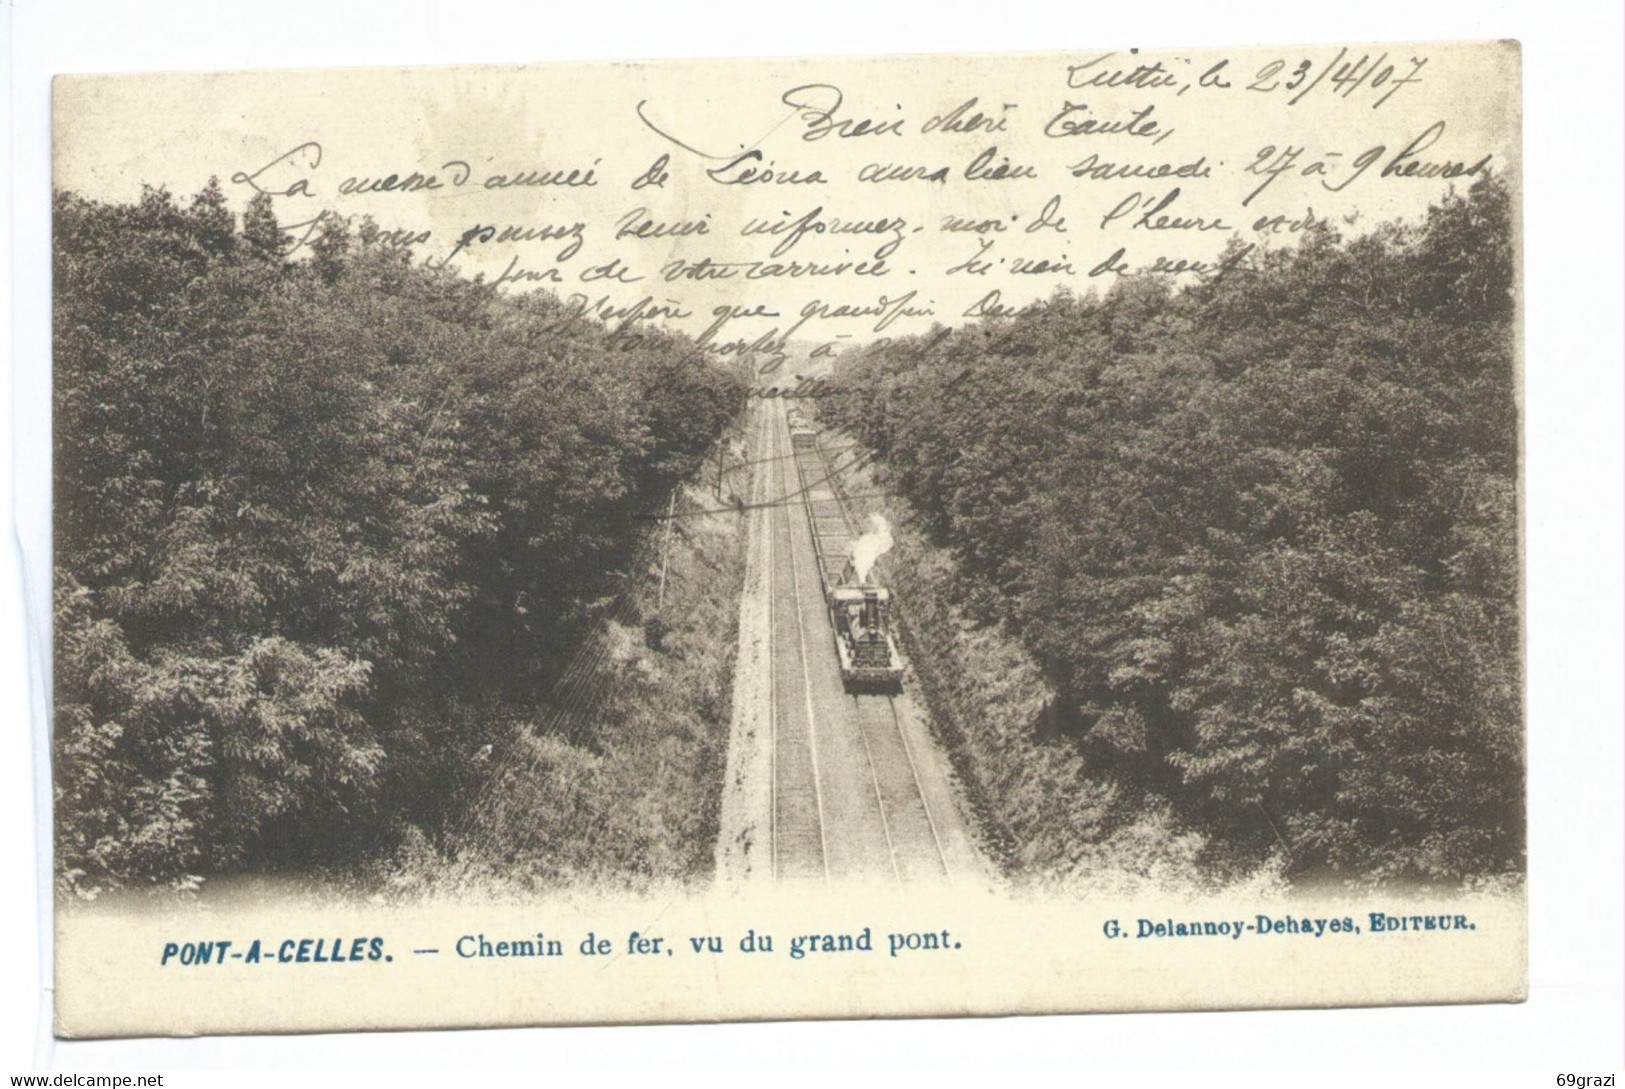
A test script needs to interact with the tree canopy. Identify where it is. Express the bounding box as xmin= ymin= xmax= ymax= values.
xmin=824 ymin=177 xmax=1521 ymax=883
xmin=54 ymin=183 xmax=744 ymax=893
